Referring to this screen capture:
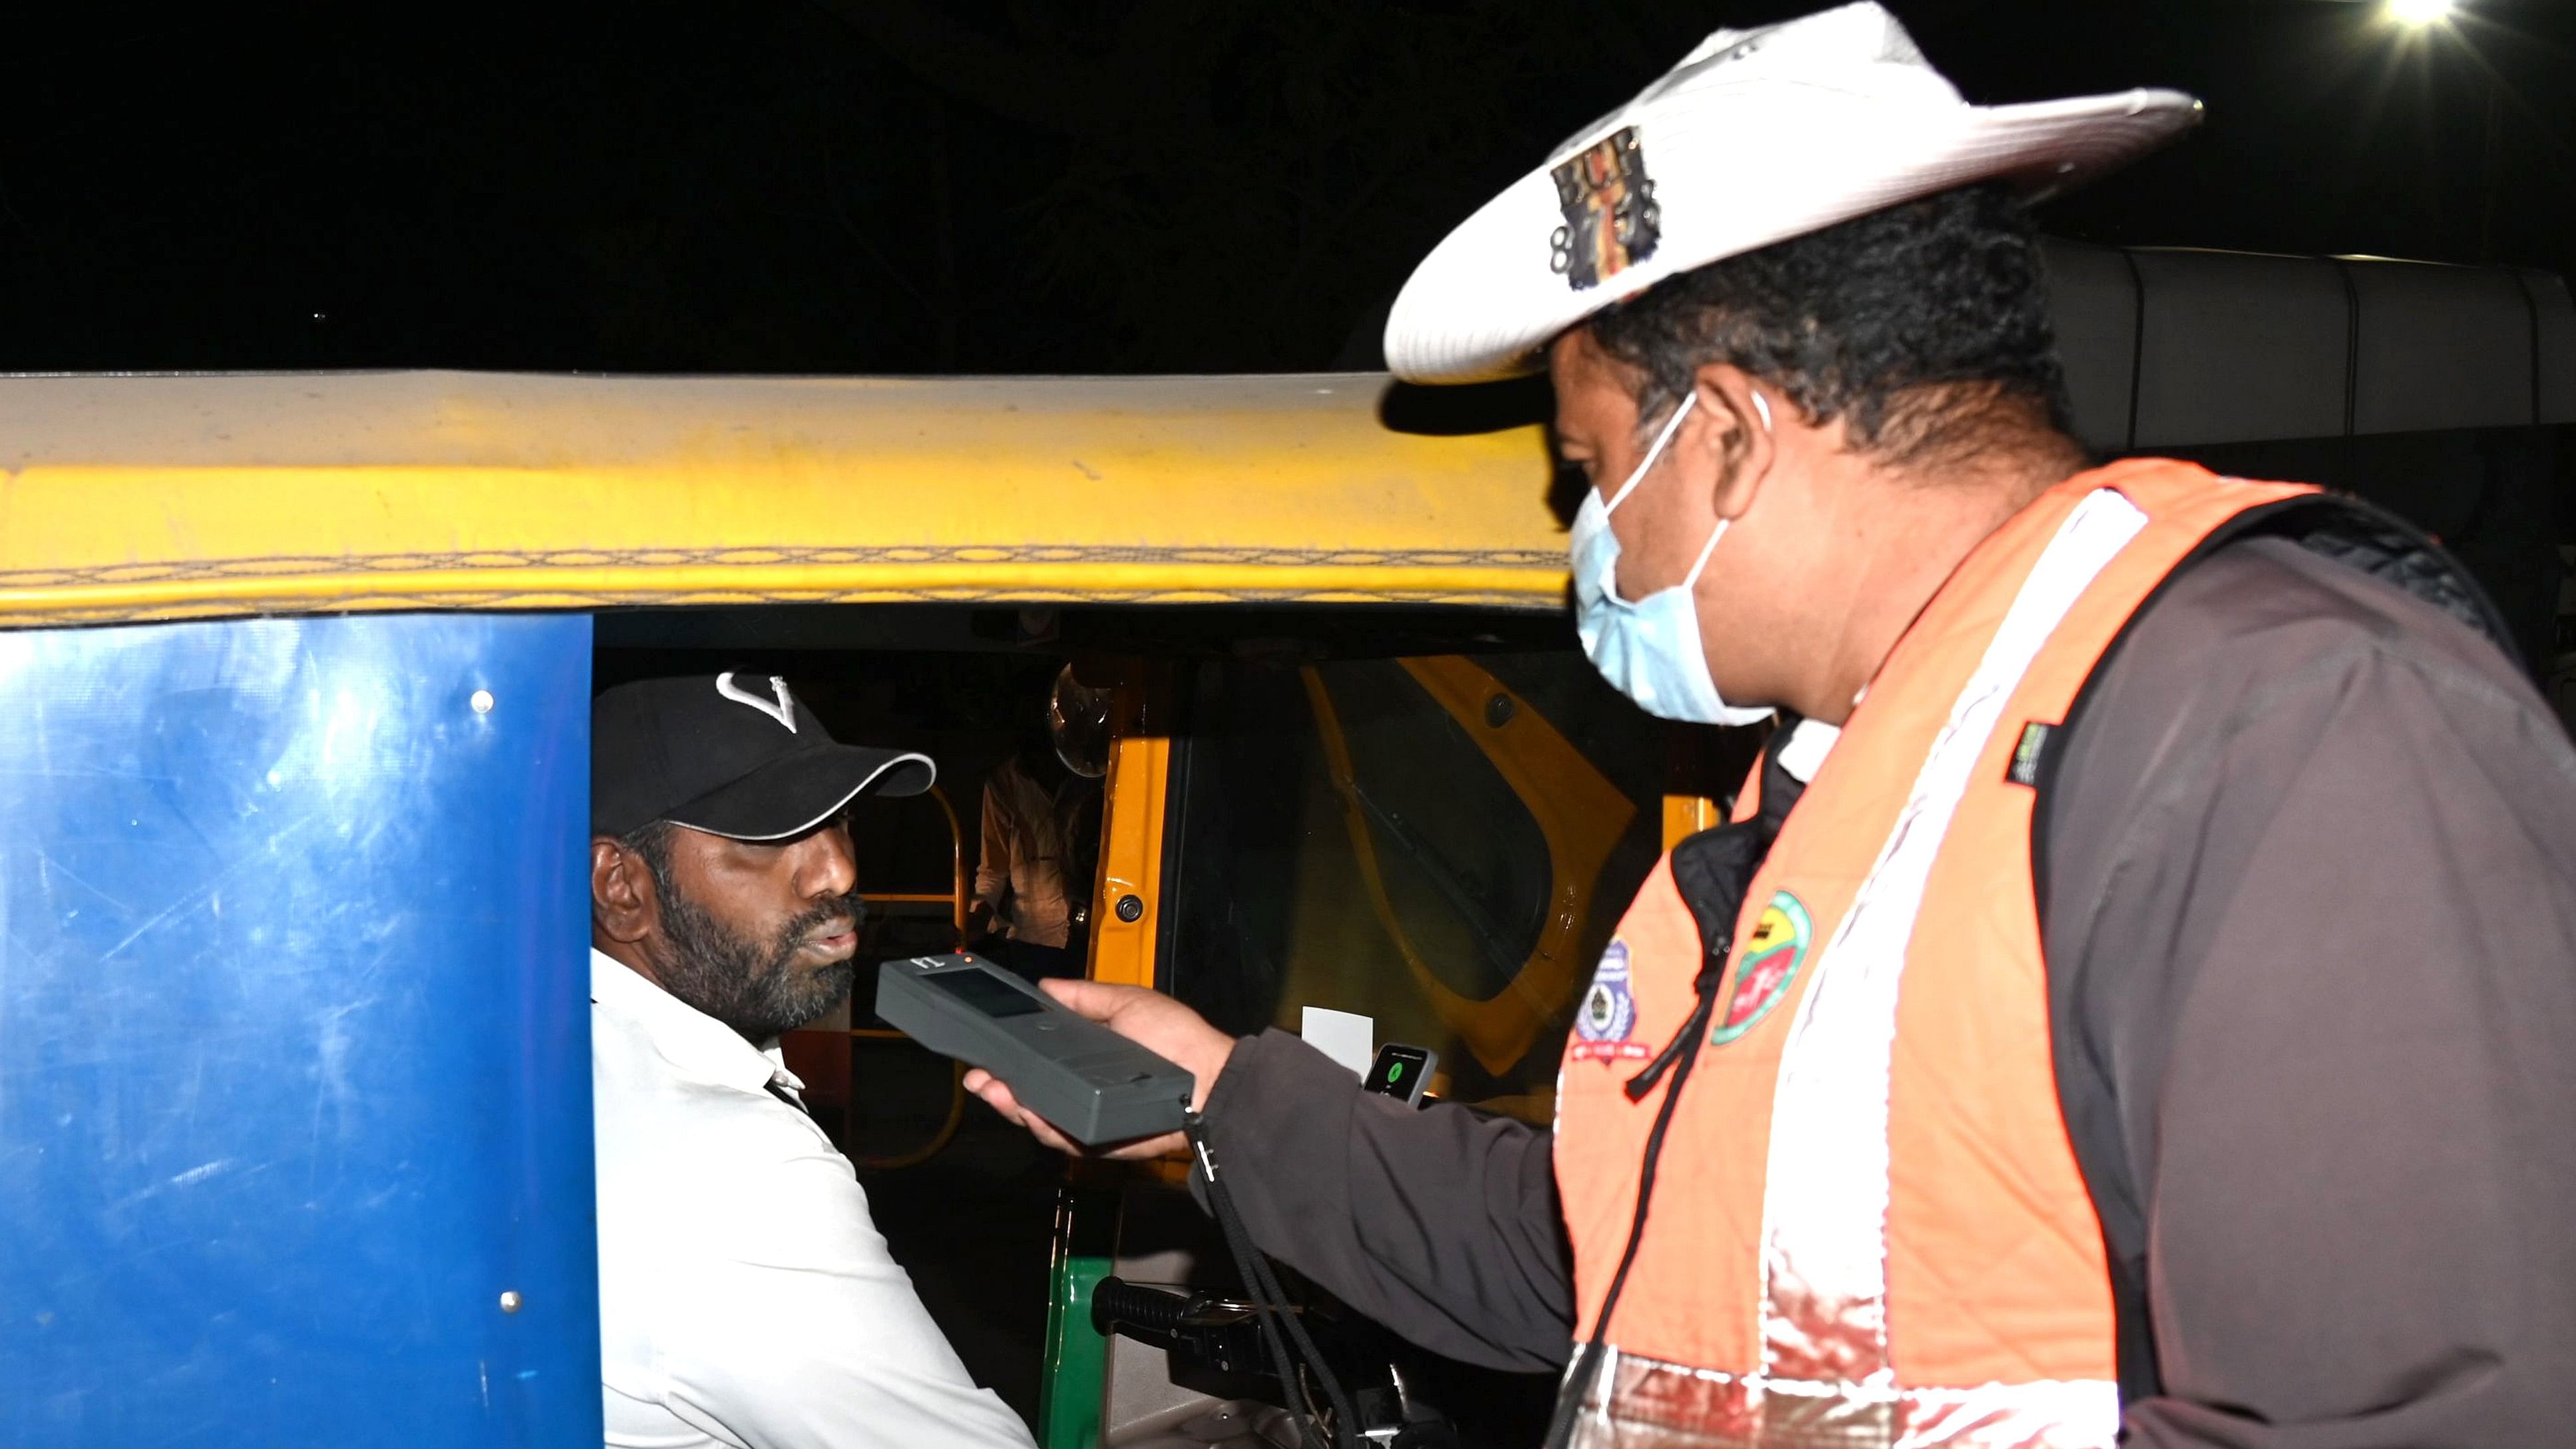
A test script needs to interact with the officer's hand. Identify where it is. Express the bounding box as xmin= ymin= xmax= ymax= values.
xmin=964 ymin=978 xmax=1234 ymax=1160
